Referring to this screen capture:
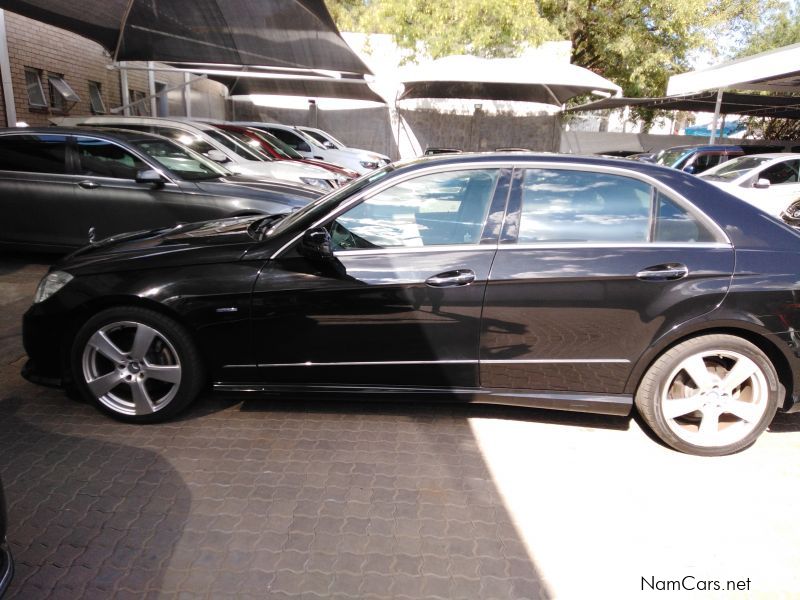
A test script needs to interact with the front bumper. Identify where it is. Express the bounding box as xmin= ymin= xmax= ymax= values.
xmin=0 ymin=538 xmax=13 ymax=598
